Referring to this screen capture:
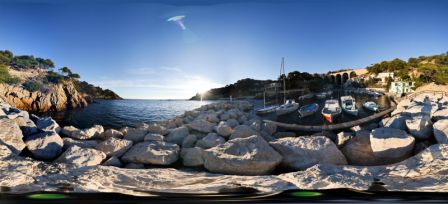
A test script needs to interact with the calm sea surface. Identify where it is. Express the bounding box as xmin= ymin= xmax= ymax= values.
xmin=40 ymin=91 xmax=390 ymax=130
